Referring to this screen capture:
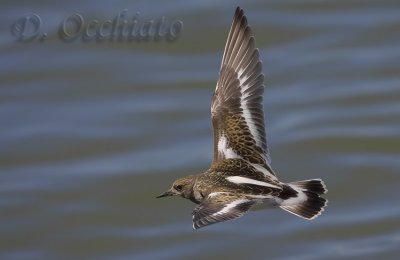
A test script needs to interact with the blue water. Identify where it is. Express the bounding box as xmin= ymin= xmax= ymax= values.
xmin=1 ymin=1 xmax=400 ymax=259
